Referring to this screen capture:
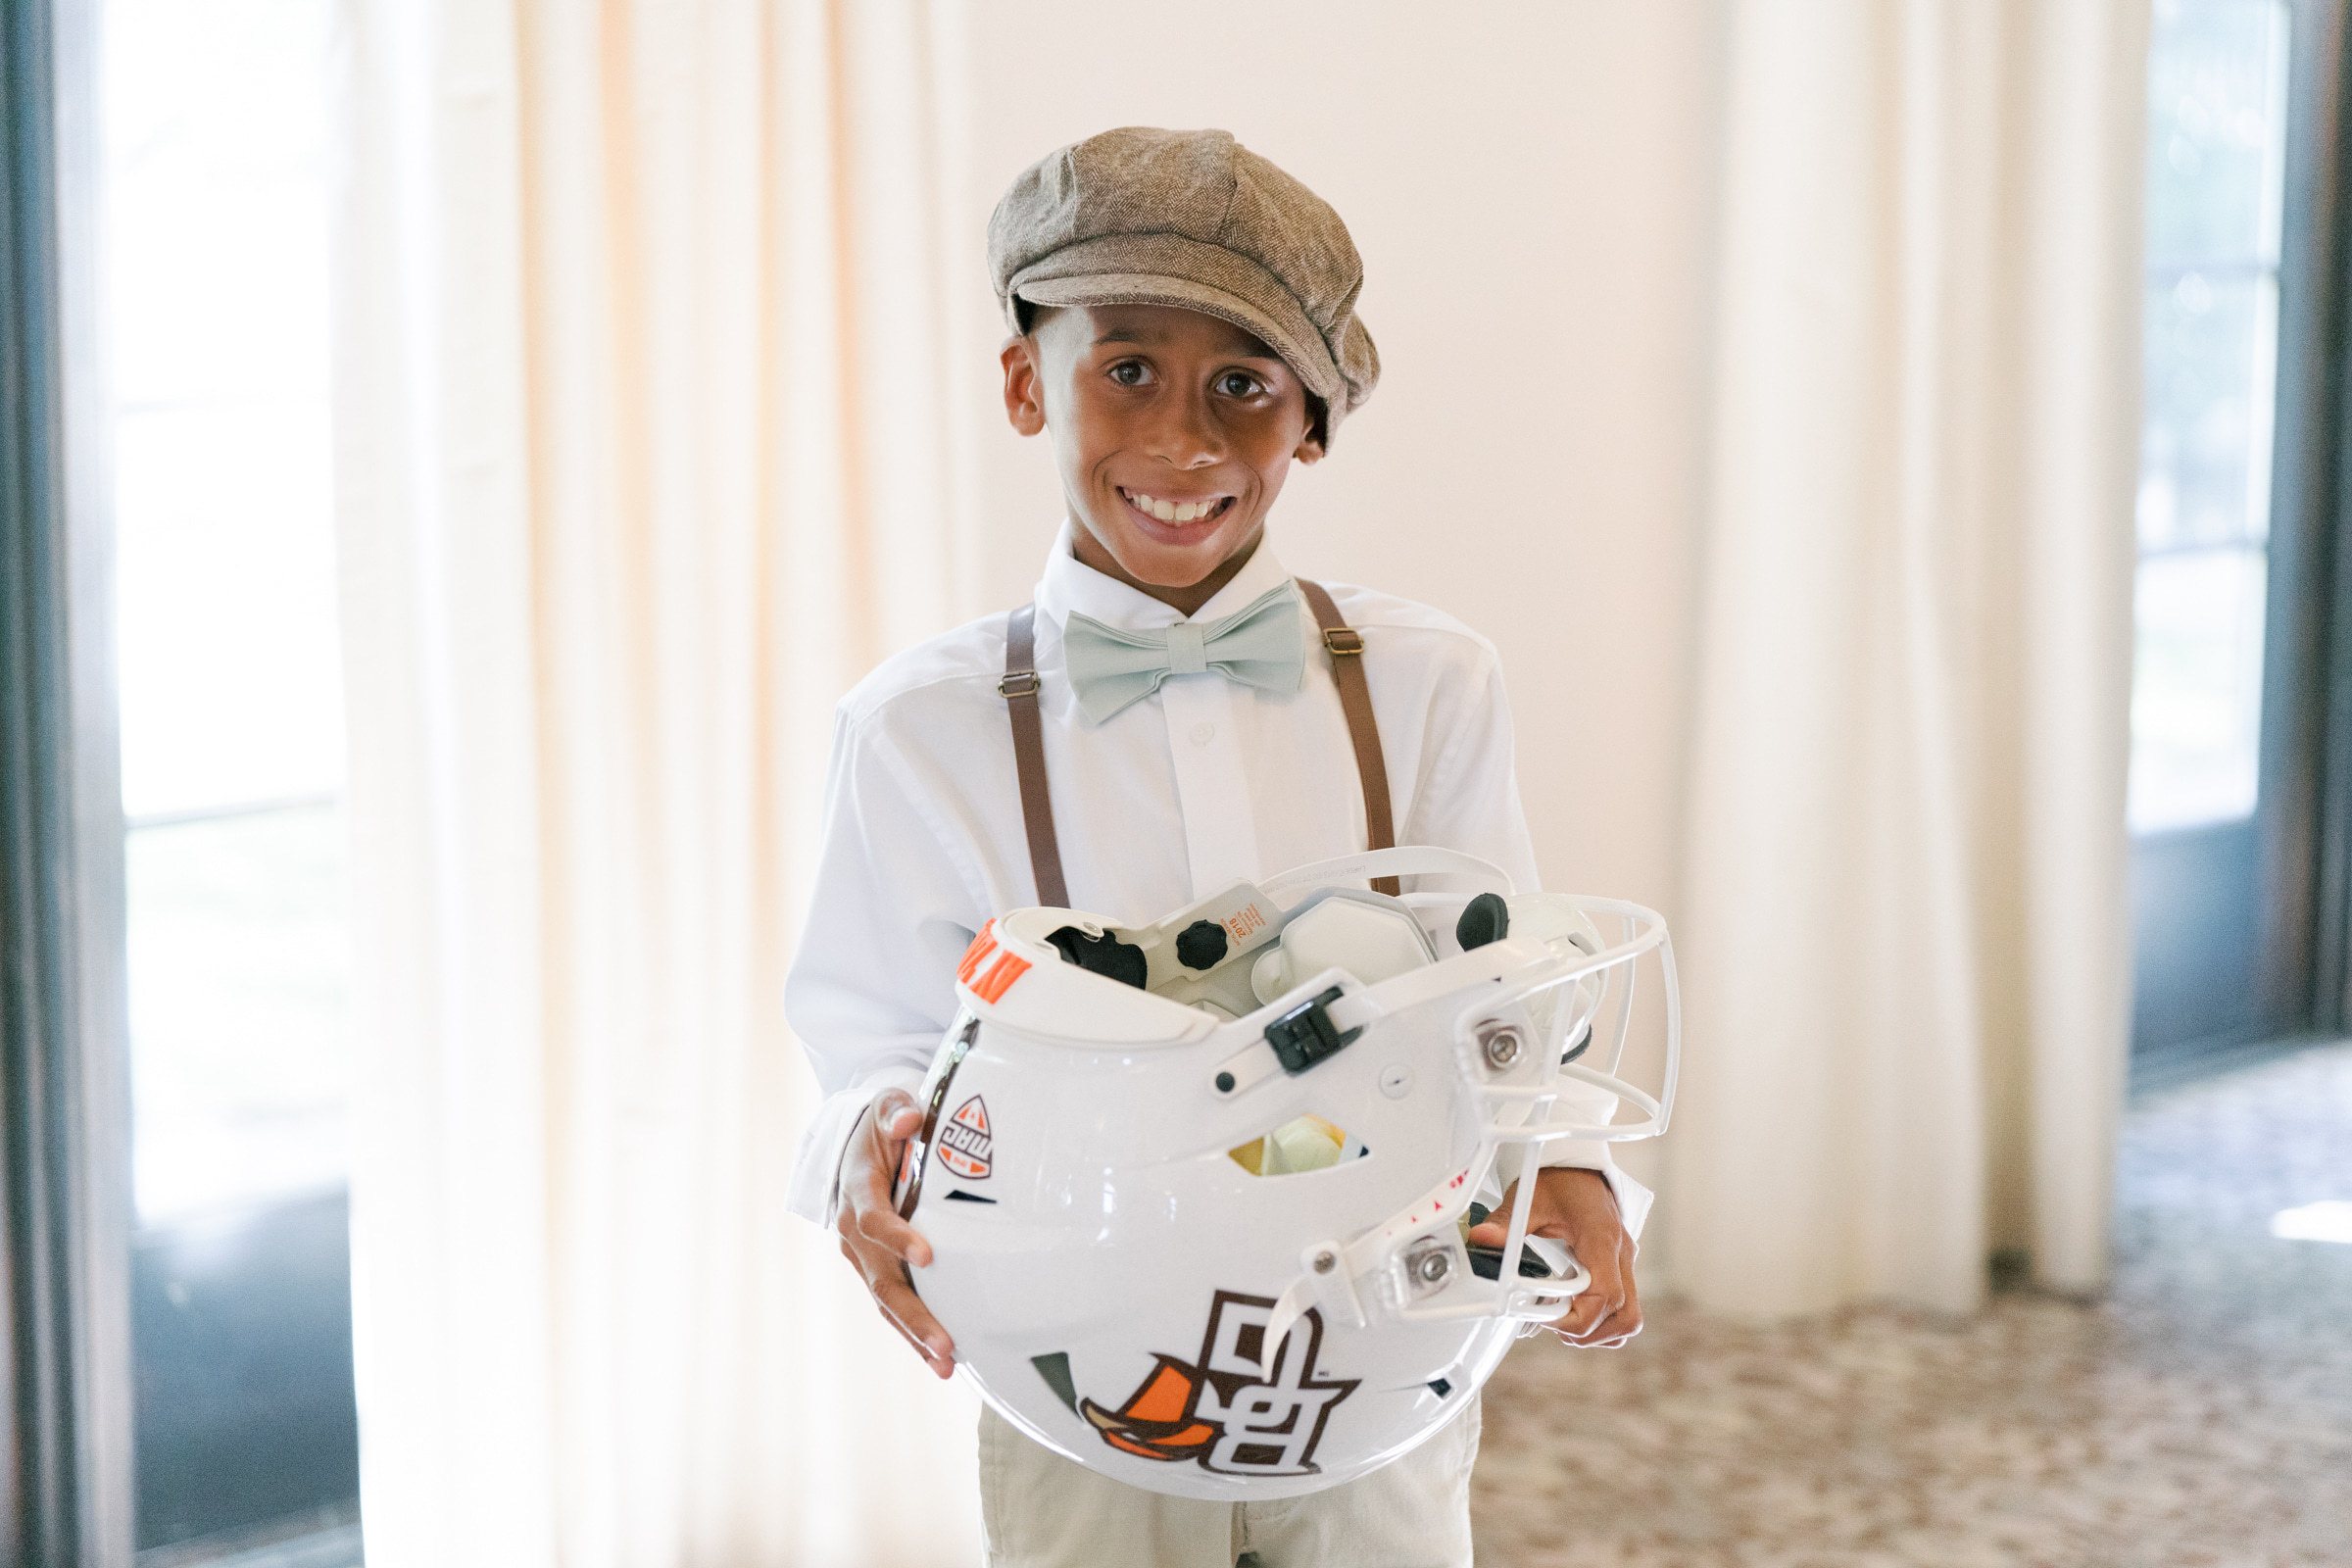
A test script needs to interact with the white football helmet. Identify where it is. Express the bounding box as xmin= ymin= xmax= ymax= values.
xmin=892 ymin=845 xmax=1679 ymax=1500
